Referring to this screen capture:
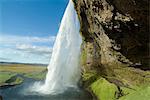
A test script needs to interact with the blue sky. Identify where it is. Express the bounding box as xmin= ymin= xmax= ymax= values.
xmin=0 ymin=0 xmax=69 ymax=64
